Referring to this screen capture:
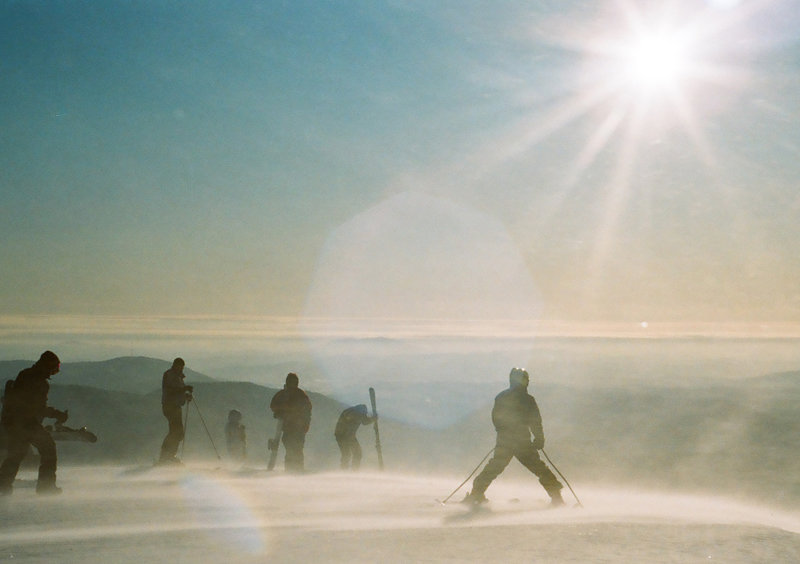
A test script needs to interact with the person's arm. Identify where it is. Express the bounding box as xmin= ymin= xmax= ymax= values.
xmin=270 ymin=391 xmax=284 ymax=419
xmin=44 ymin=405 xmax=68 ymax=423
xmin=528 ymin=397 xmax=545 ymax=449
xmin=302 ymin=393 xmax=312 ymax=431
